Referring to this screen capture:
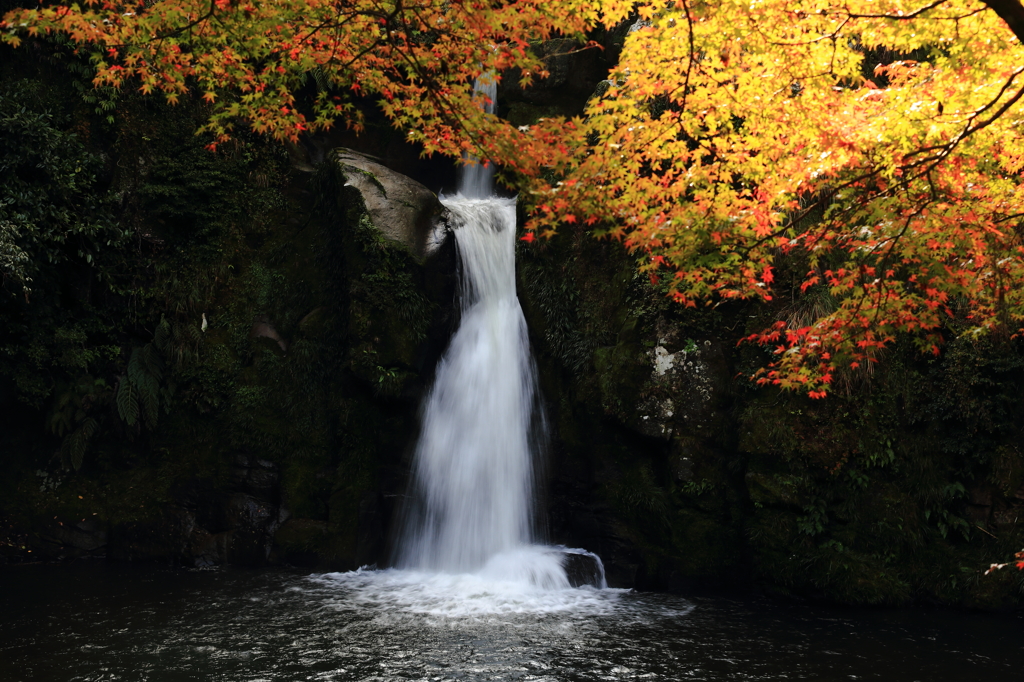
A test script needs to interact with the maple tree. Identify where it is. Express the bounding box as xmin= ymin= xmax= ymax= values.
xmin=985 ymin=548 xmax=1024 ymax=573
xmin=522 ymin=0 xmax=1024 ymax=397
xmin=5 ymin=1 xmax=1024 ymax=395
xmin=0 ymin=0 xmax=629 ymax=151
